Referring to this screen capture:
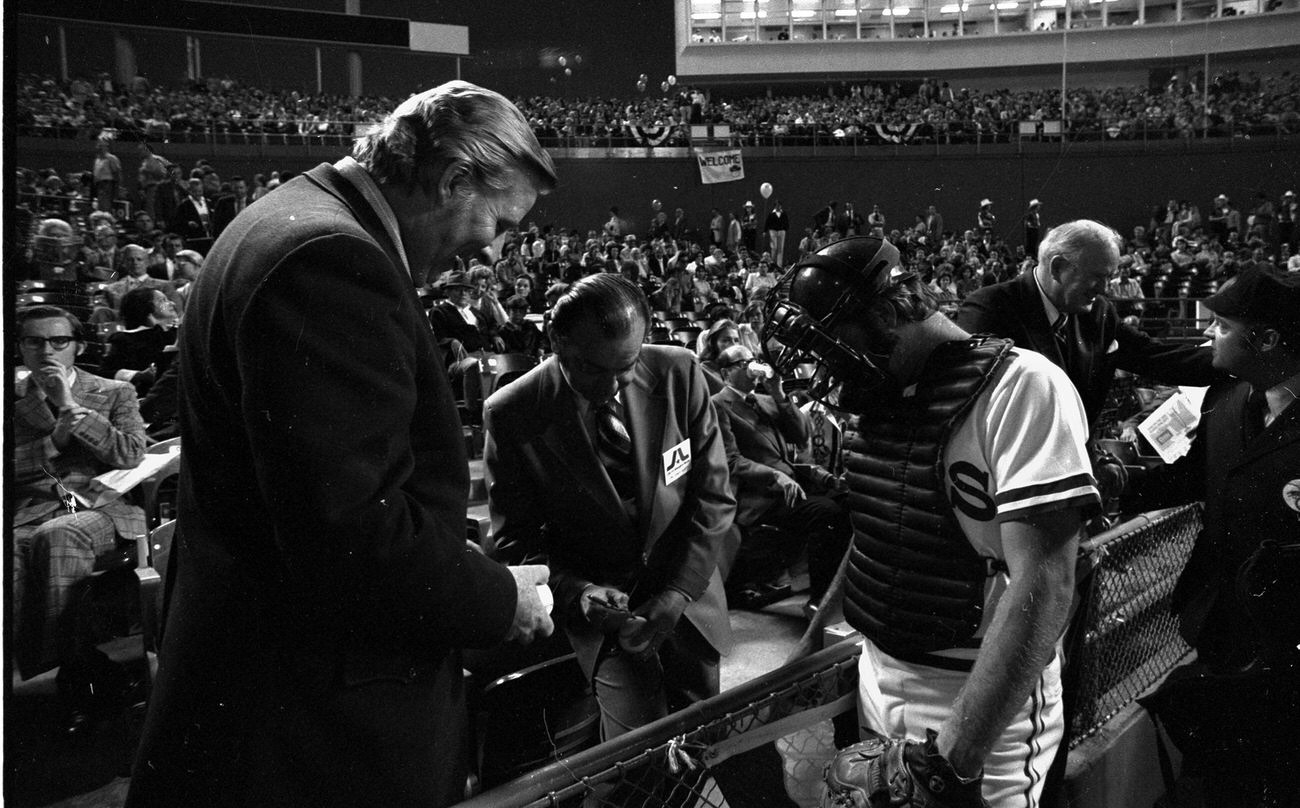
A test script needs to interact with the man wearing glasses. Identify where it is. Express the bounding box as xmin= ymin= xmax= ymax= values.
xmin=11 ymin=305 xmax=147 ymax=735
